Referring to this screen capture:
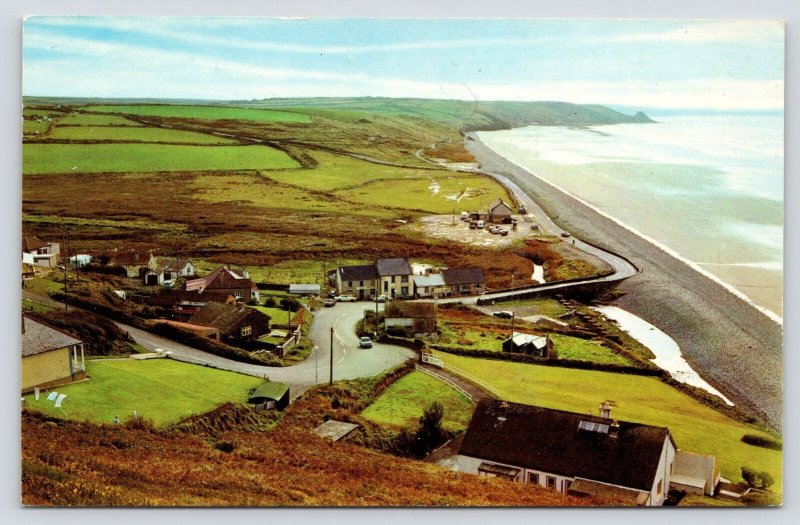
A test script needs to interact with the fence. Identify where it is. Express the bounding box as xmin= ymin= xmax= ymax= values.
xmin=415 ymin=364 xmax=473 ymax=402
xmin=439 ymin=363 xmax=501 ymax=399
